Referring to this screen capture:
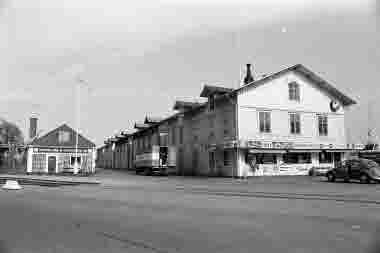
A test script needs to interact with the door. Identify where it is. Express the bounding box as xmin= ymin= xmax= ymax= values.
xmin=333 ymin=153 xmax=341 ymax=166
xmin=48 ymin=156 xmax=56 ymax=173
